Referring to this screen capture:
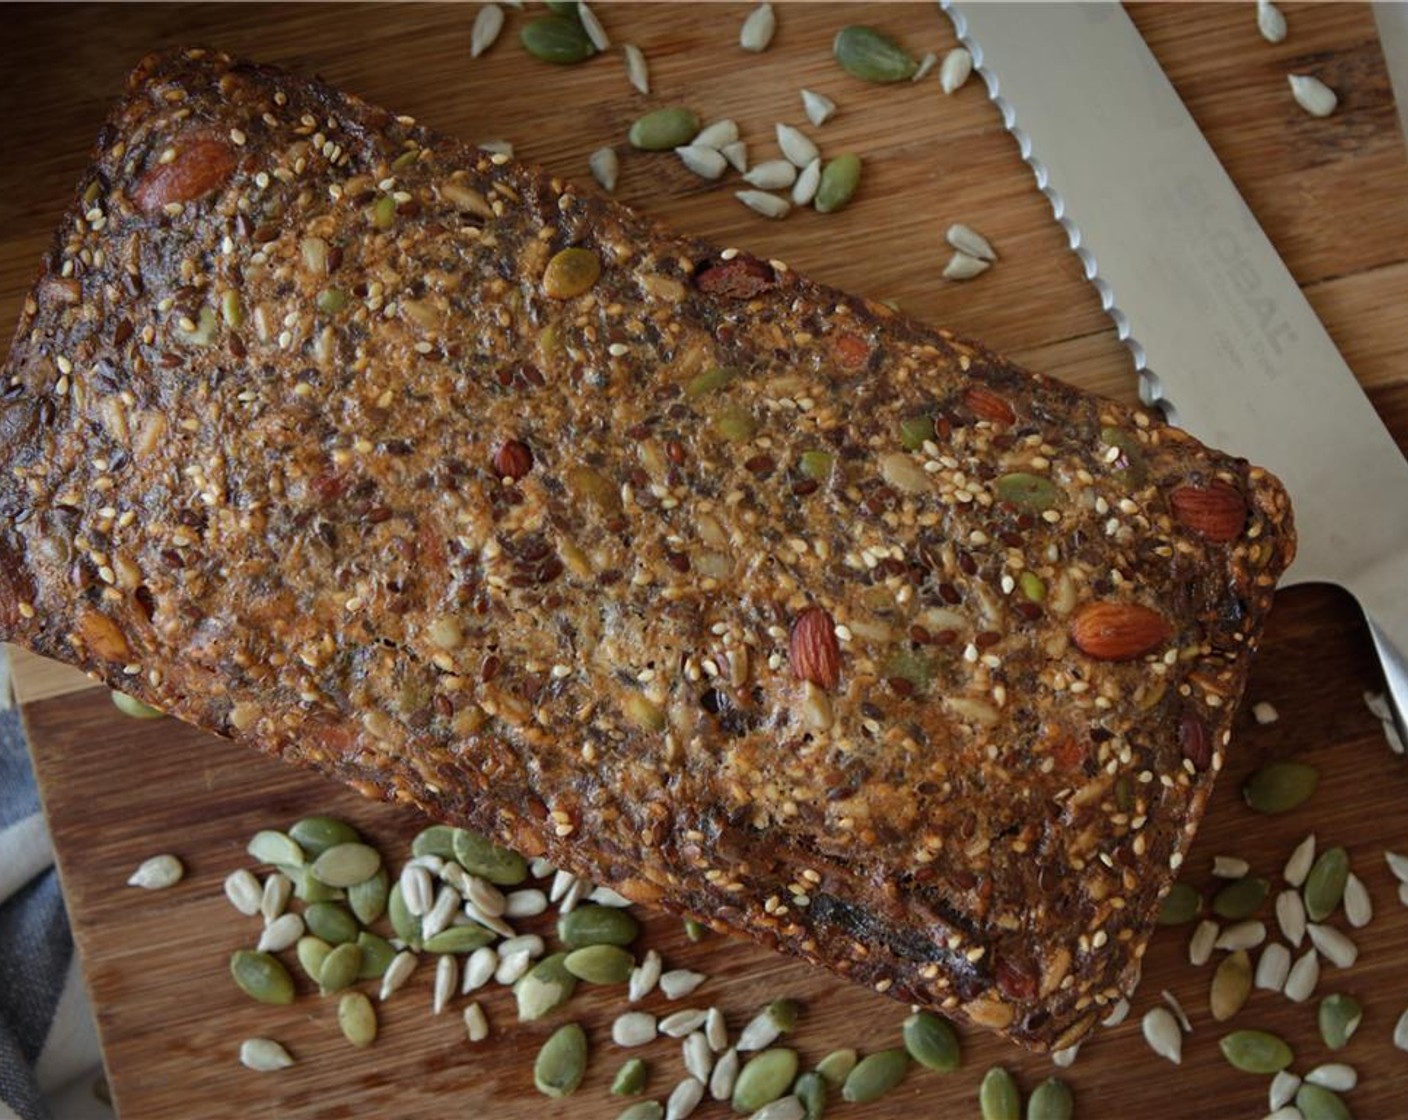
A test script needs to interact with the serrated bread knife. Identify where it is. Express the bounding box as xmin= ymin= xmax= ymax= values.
xmin=943 ymin=1 xmax=1408 ymax=744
